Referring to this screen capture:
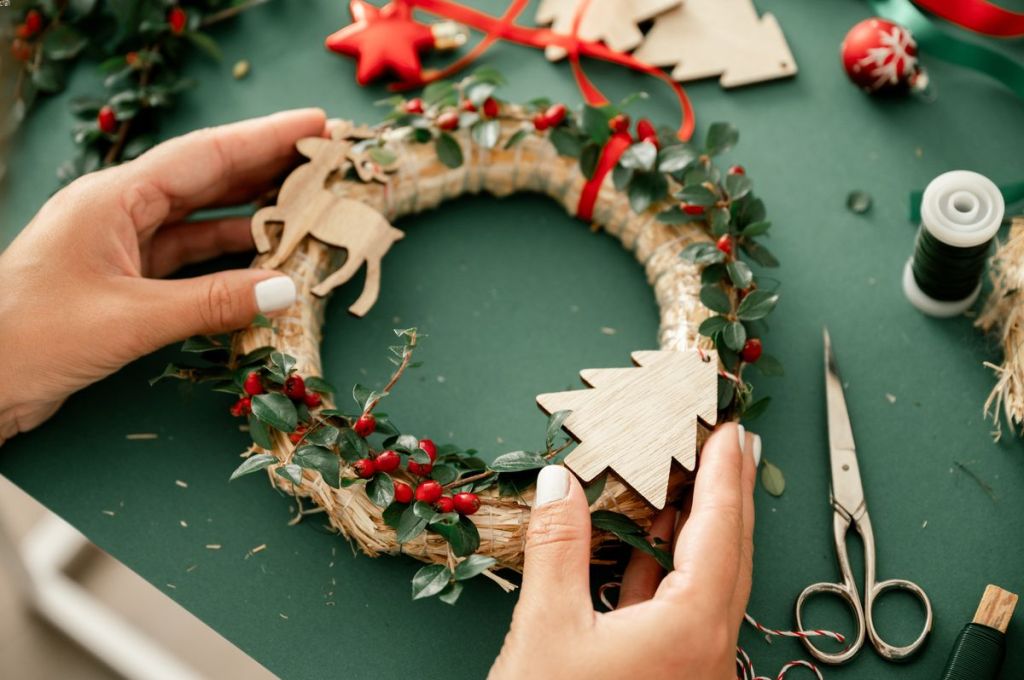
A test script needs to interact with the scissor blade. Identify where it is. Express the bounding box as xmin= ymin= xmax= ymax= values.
xmin=823 ymin=329 xmax=866 ymax=519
